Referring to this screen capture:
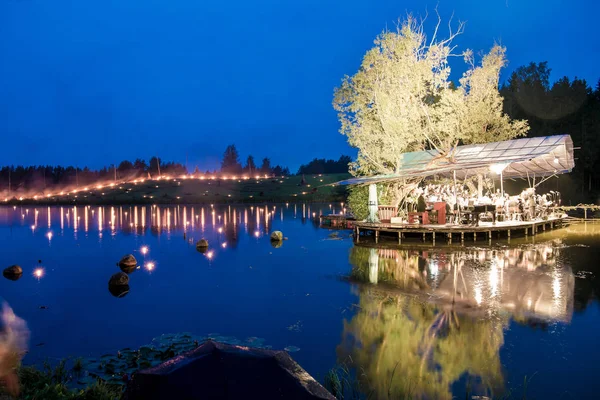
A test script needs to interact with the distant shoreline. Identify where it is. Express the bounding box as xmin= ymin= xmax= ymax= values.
xmin=0 ymin=196 xmax=345 ymax=207
xmin=1 ymin=173 xmax=350 ymax=207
